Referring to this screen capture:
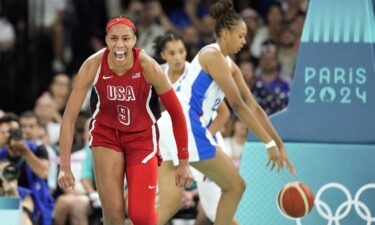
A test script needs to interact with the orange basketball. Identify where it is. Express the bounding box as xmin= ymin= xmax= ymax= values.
xmin=277 ymin=182 xmax=315 ymax=218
